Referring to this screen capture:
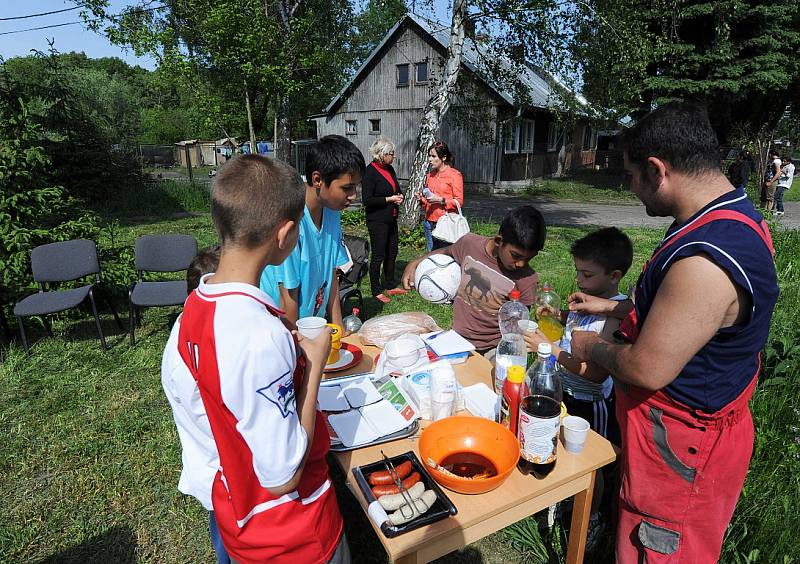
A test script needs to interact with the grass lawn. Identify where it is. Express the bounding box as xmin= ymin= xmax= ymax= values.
xmin=517 ymin=170 xmax=638 ymax=204
xmin=1 ymin=185 xmax=798 ymax=563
